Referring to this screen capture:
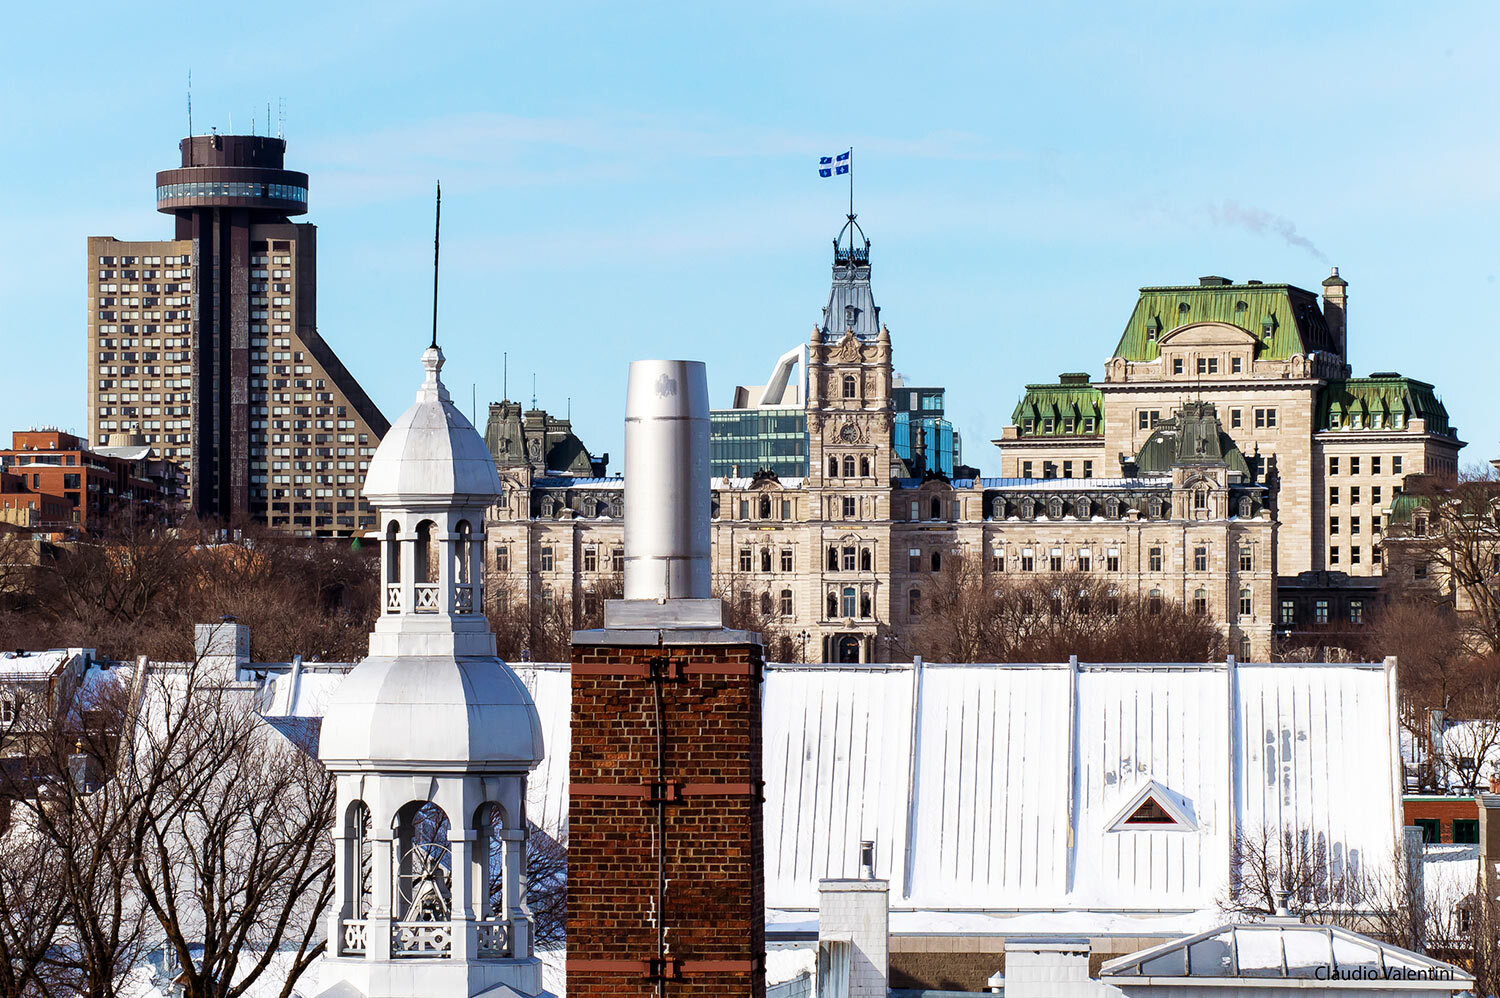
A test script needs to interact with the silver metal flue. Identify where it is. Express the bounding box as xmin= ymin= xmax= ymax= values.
xmin=623 ymin=360 xmax=711 ymax=602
